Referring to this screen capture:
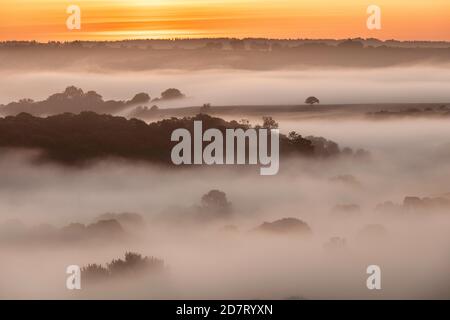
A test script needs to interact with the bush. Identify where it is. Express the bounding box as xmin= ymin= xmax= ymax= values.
xmin=81 ymin=252 xmax=164 ymax=284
